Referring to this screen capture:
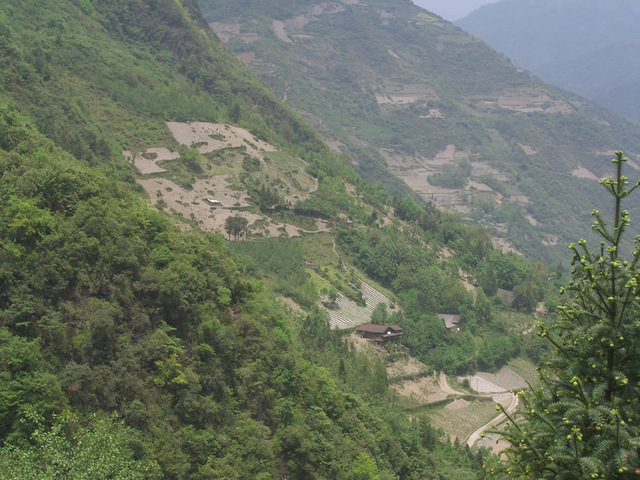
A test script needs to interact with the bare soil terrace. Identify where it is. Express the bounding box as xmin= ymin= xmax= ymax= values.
xmin=129 ymin=122 xmax=327 ymax=239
